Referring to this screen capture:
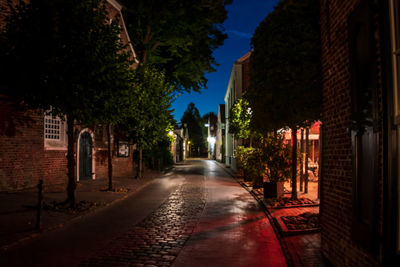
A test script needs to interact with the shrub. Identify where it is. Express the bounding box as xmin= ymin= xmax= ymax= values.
xmin=235 ymin=146 xmax=264 ymax=188
xmin=262 ymin=134 xmax=291 ymax=182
